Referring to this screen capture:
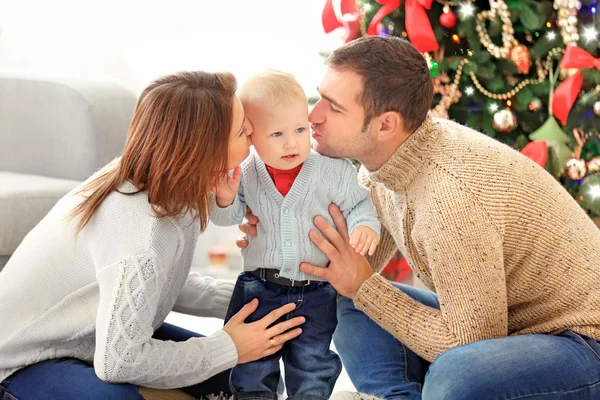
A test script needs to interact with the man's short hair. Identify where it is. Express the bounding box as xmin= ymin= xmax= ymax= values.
xmin=238 ymin=69 xmax=306 ymax=106
xmin=327 ymin=36 xmax=434 ymax=133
